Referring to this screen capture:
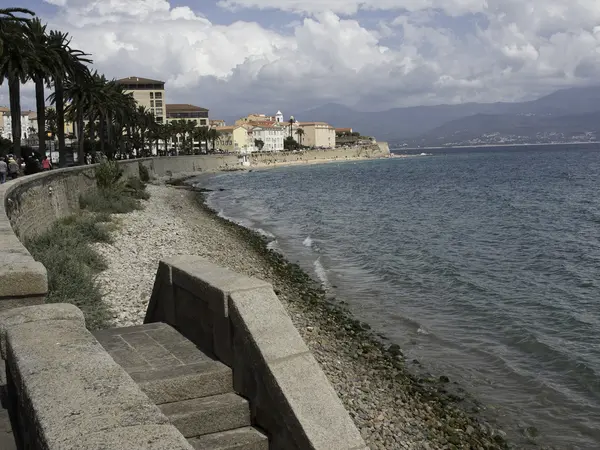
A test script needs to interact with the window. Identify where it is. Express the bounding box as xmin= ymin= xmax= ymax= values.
xmin=155 ymin=92 xmax=163 ymax=99
xmin=155 ymin=100 xmax=163 ymax=107
xmin=150 ymin=93 xmax=154 ymax=99
xmin=200 ymin=119 xmax=207 ymax=125
xmin=150 ymin=100 xmax=155 ymax=107
xmin=156 ymin=117 xmax=163 ymax=123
